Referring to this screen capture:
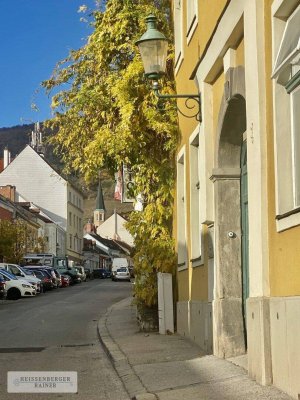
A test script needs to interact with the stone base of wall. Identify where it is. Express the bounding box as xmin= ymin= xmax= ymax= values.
xmin=177 ymin=296 xmax=300 ymax=399
xmin=177 ymin=300 xmax=213 ymax=354
xmin=247 ymin=297 xmax=272 ymax=386
xmin=213 ymin=297 xmax=246 ymax=359
xmin=269 ymin=296 xmax=300 ymax=399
